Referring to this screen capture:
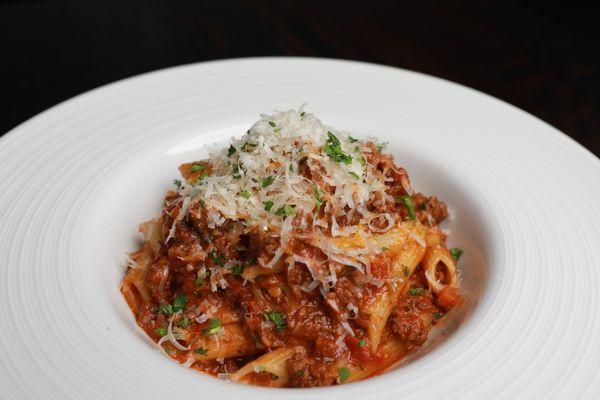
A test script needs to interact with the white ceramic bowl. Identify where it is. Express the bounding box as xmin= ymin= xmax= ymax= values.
xmin=1 ymin=58 xmax=599 ymax=399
